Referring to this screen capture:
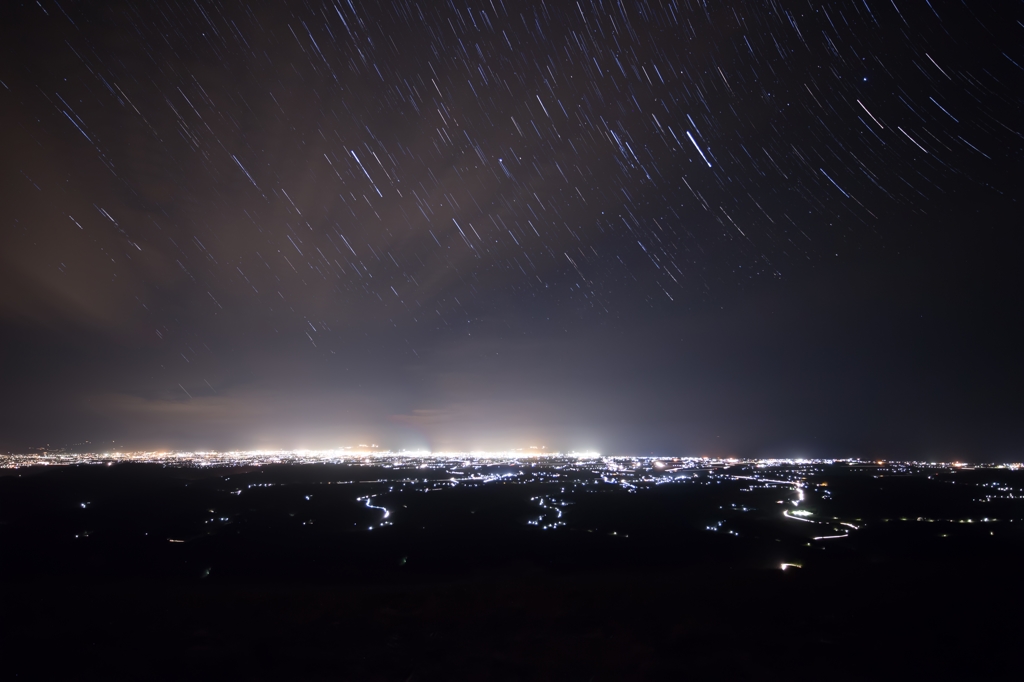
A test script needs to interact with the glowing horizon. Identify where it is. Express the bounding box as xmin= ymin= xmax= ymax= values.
xmin=2 ymin=449 xmax=1019 ymax=470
